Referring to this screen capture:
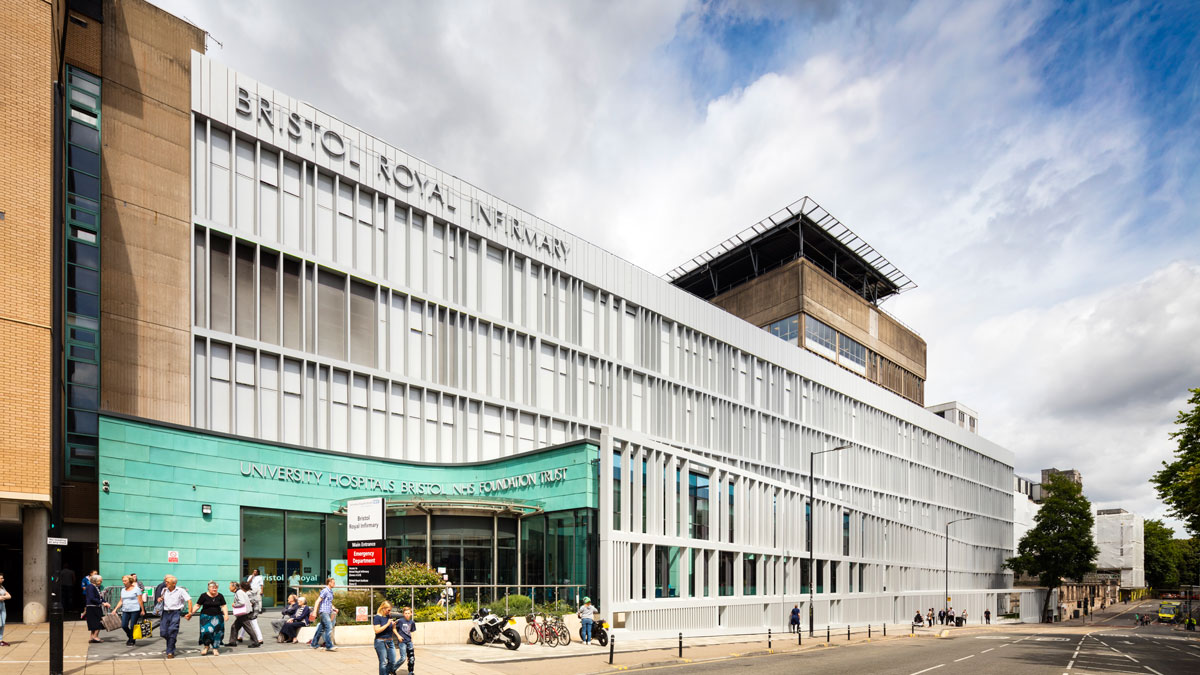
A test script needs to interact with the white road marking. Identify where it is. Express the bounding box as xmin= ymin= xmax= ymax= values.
xmin=954 ymin=655 xmax=974 ymax=662
xmin=981 ymin=648 xmax=994 ymax=653
xmin=1067 ymin=660 xmax=1075 ymax=669
xmin=1144 ymin=667 xmax=1164 ymax=675
xmin=909 ymin=665 xmax=944 ymax=675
